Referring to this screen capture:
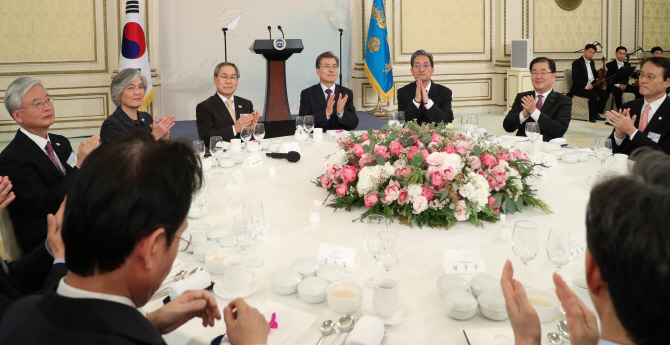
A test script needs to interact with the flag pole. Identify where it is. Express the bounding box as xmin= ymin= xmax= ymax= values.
xmin=222 ymin=28 xmax=228 ymax=62
xmin=369 ymin=96 xmax=388 ymax=118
